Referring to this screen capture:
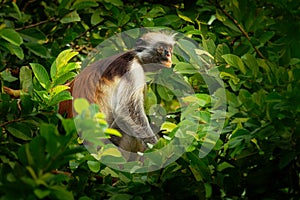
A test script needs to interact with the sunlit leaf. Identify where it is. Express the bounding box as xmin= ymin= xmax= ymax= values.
xmin=30 ymin=63 xmax=50 ymax=90
xmin=60 ymin=11 xmax=81 ymax=23
xmin=74 ymin=98 xmax=90 ymax=114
